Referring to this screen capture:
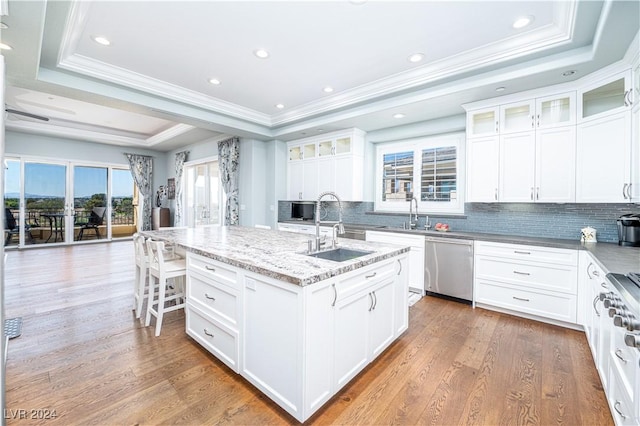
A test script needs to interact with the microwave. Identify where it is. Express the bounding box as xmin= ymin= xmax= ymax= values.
xmin=291 ymin=202 xmax=315 ymax=221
